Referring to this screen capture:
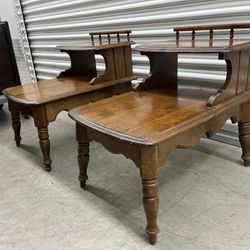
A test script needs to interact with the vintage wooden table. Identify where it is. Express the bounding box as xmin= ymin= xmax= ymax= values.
xmin=69 ymin=24 xmax=250 ymax=244
xmin=3 ymin=30 xmax=136 ymax=171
